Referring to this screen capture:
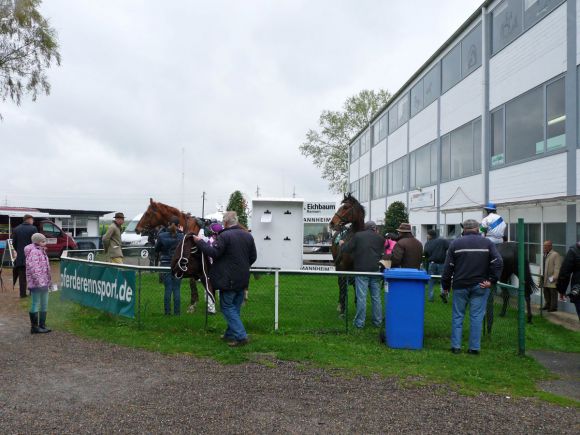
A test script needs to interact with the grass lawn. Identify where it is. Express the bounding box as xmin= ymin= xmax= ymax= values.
xmin=46 ymin=271 xmax=580 ymax=405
